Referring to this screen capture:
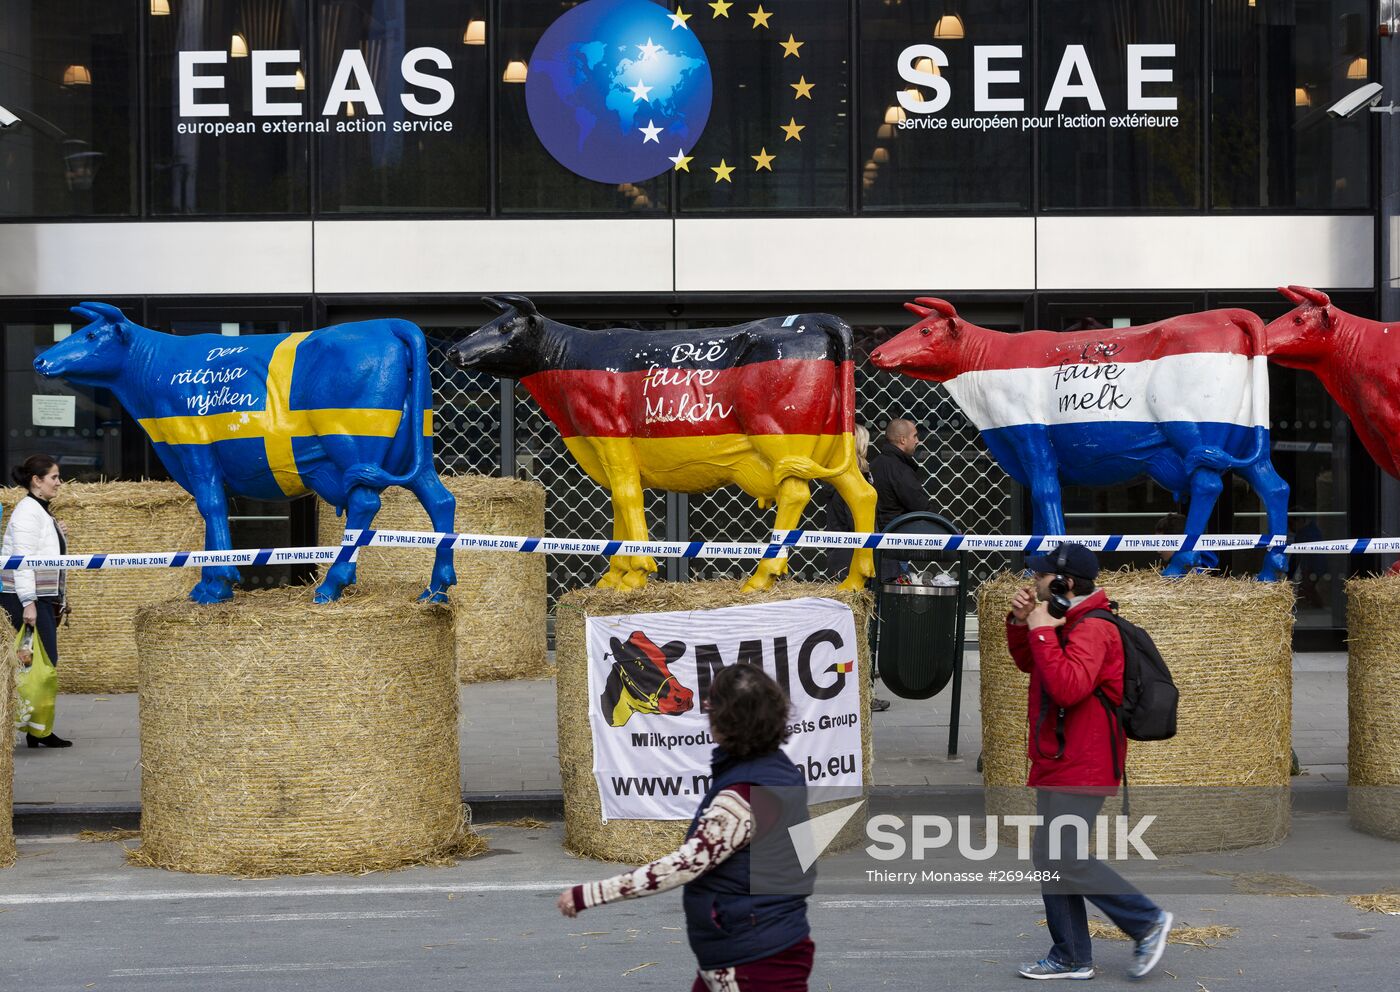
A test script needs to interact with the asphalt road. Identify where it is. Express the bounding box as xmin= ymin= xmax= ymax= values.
xmin=2 ymin=821 xmax=1396 ymax=991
